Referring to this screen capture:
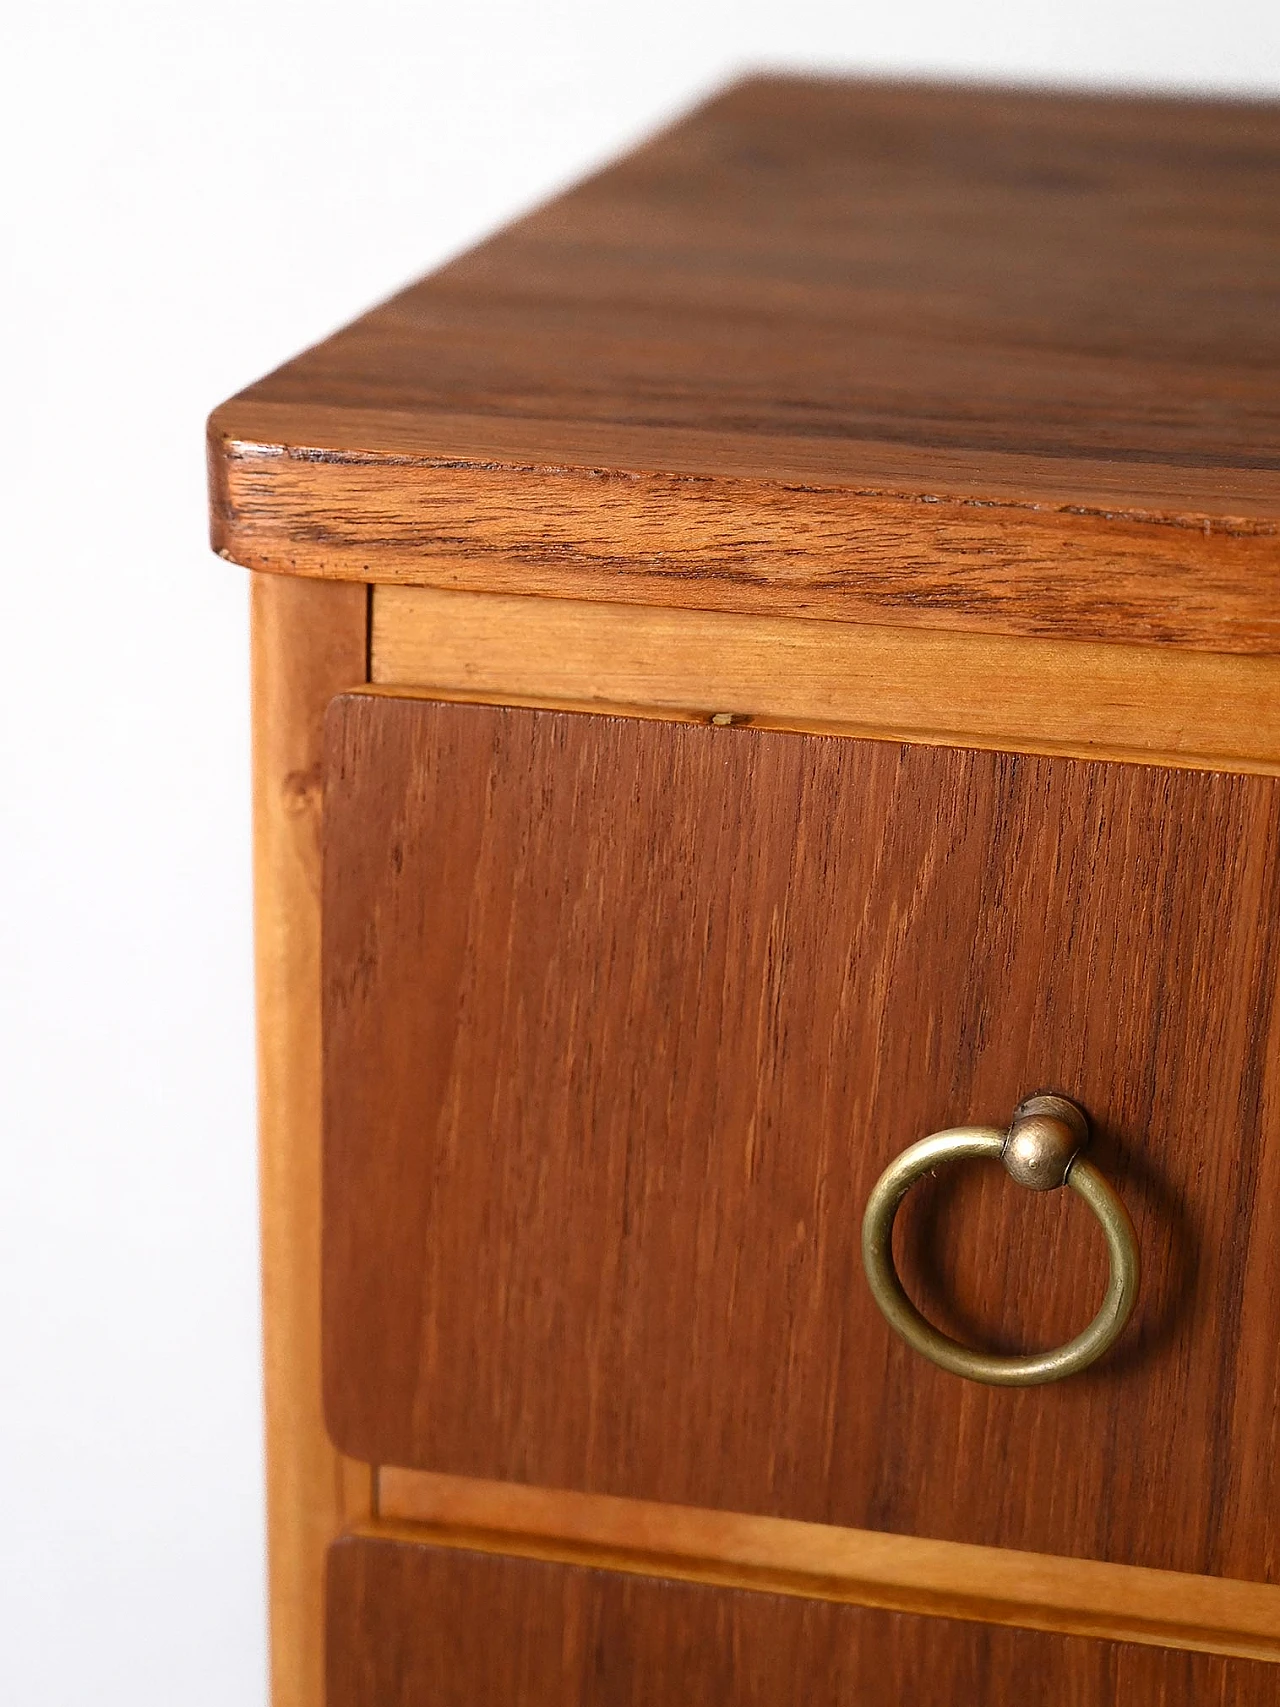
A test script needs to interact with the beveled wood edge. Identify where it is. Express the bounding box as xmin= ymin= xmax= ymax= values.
xmin=369 ymin=584 xmax=1280 ymax=776
xmin=209 ymin=396 xmax=1280 ymax=521
xmin=210 ymin=424 xmax=1280 ymax=658
xmin=366 ymin=1468 xmax=1280 ymax=1664
xmin=251 ymin=573 xmax=374 ymax=1707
